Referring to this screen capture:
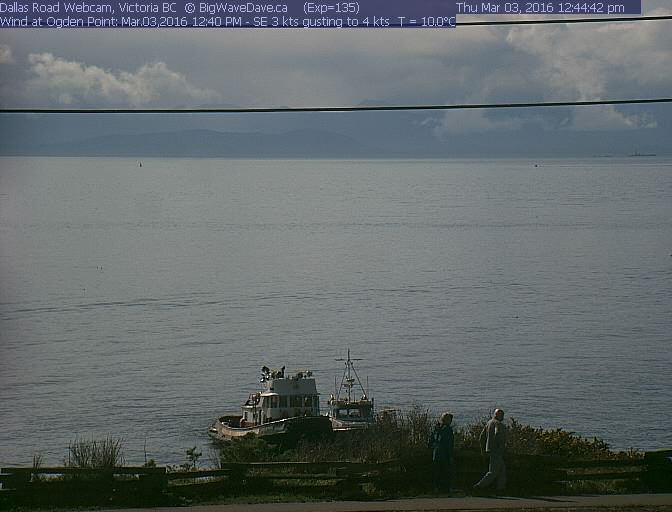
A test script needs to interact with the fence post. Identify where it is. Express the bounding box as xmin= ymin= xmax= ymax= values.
xmin=139 ymin=468 xmax=168 ymax=494
xmin=222 ymin=463 xmax=247 ymax=490
xmin=0 ymin=468 xmax=32 ymax=491
xmin=643 ymin=450 xmax=672 ymax=492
